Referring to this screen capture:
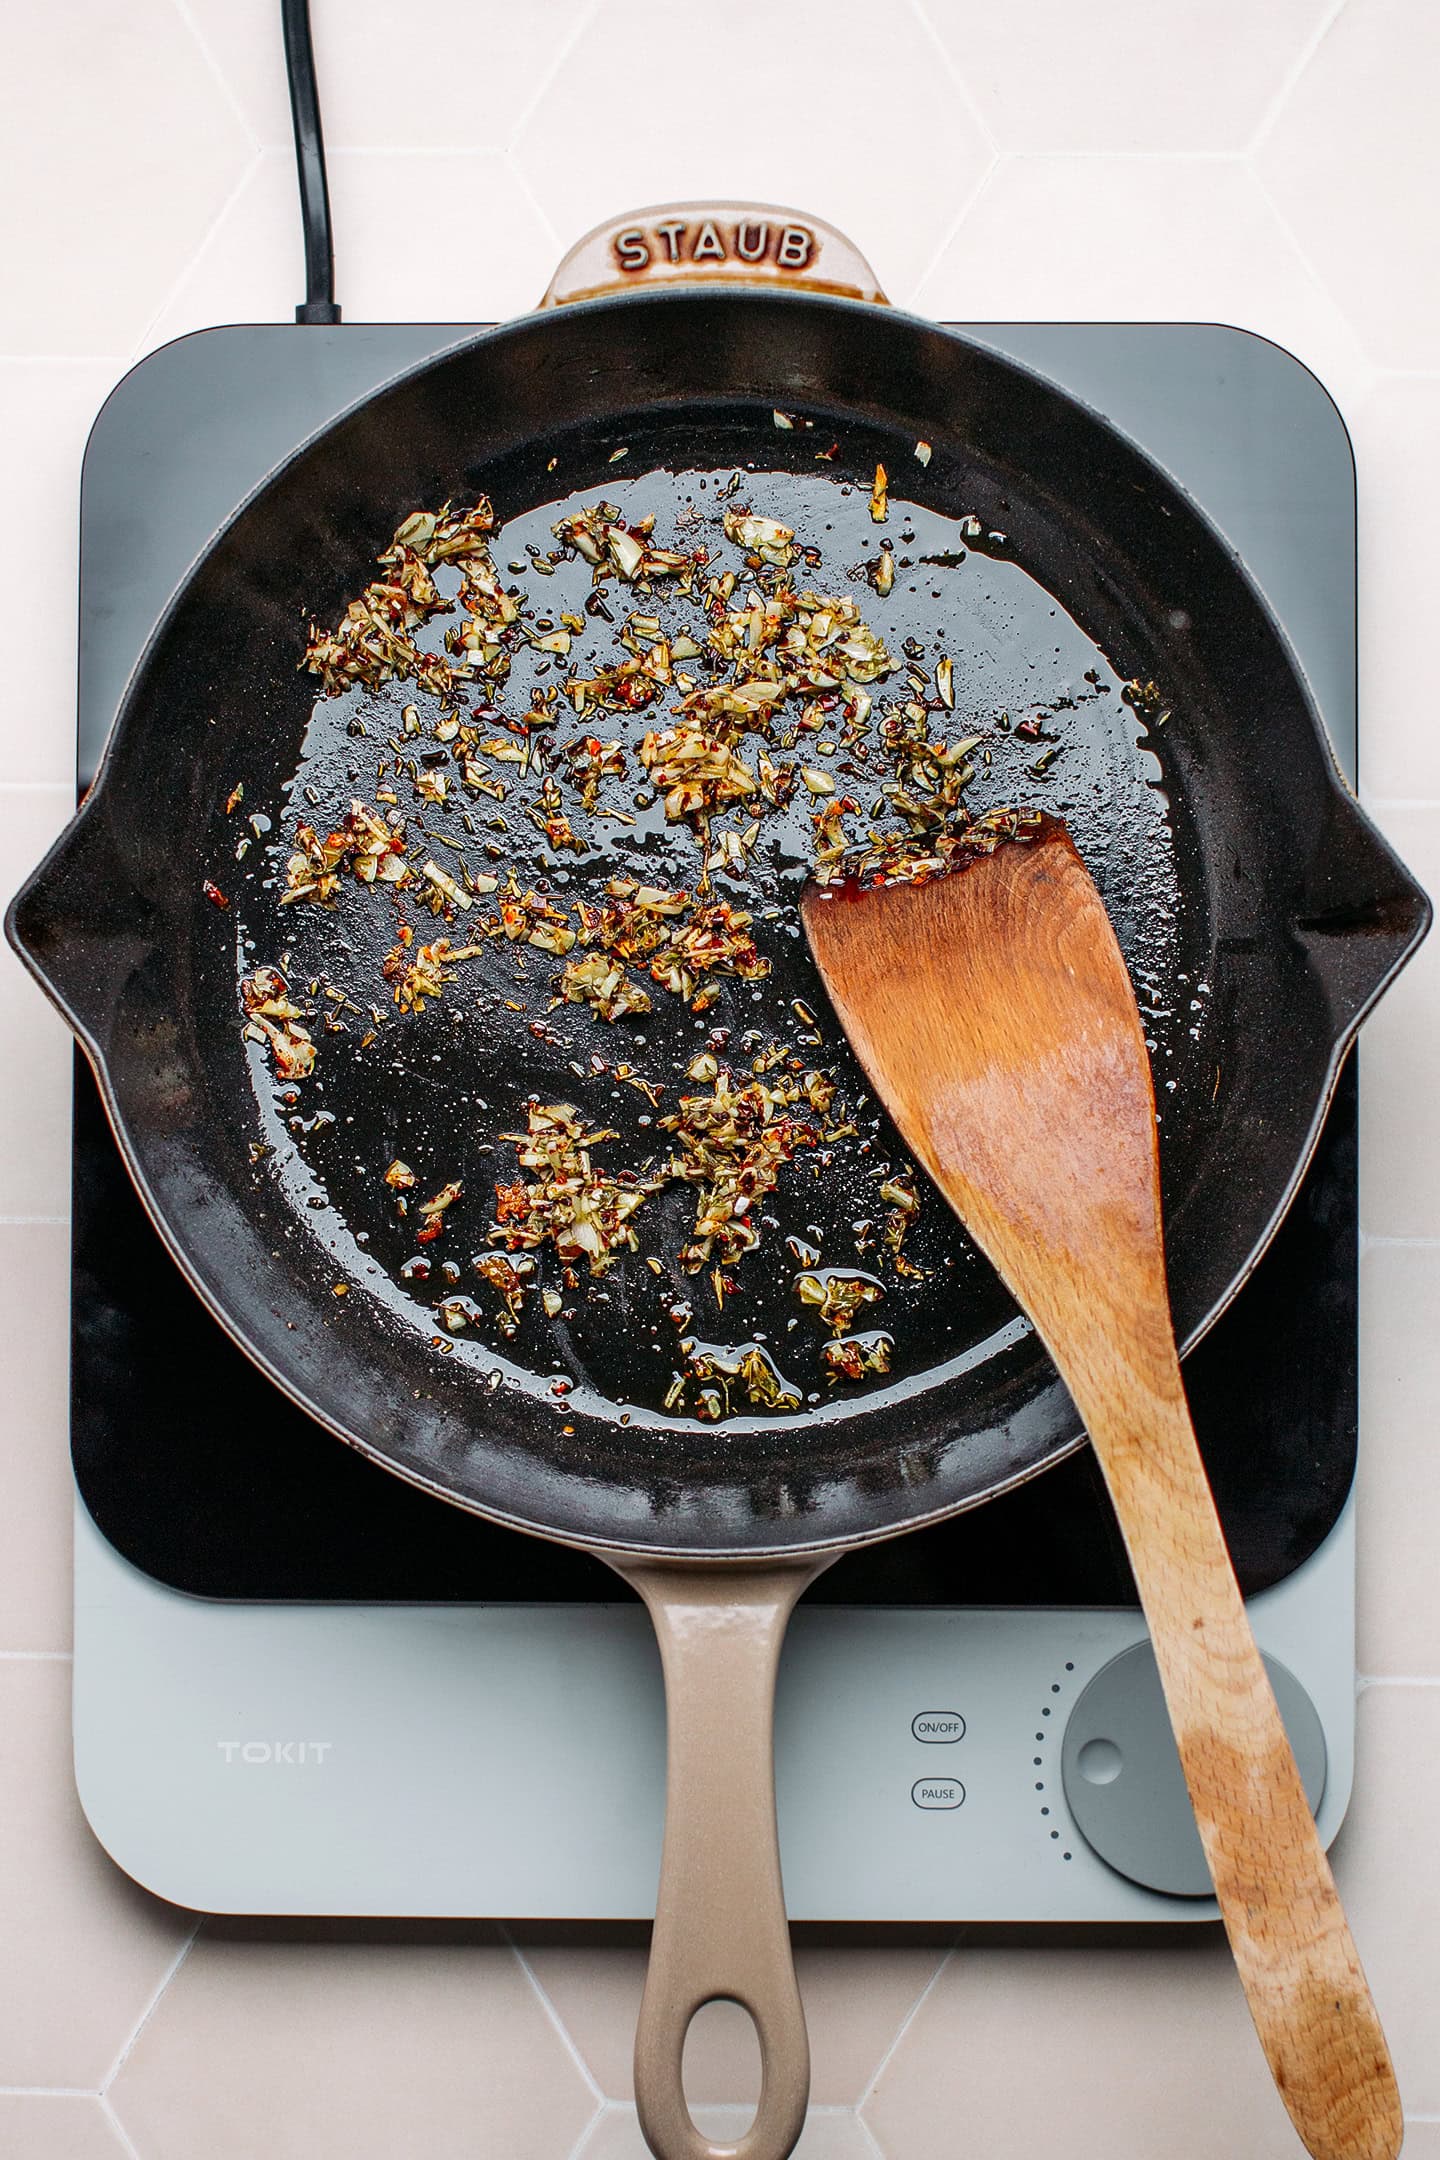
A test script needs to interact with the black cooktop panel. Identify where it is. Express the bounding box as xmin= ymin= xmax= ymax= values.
xmin=72 ymin=1053 xmax=1357 ymax=1603
xmin=69 ymin=321 xmax=1360 ymax=1605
